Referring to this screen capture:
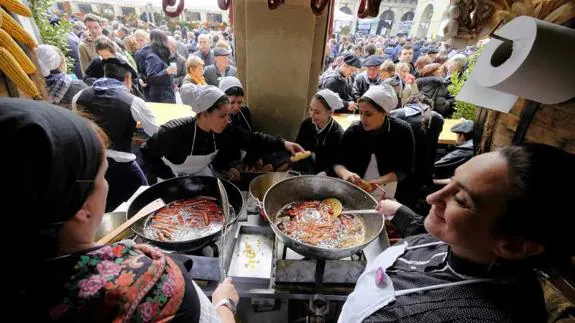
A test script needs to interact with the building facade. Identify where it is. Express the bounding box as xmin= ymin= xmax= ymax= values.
xmin=409 ymin=0 xmax=449 ymax=39
xmin=335 ymin=0 xmax=418 ymax=36
xmin=61 ymin=0 xmax=229 ymax=24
